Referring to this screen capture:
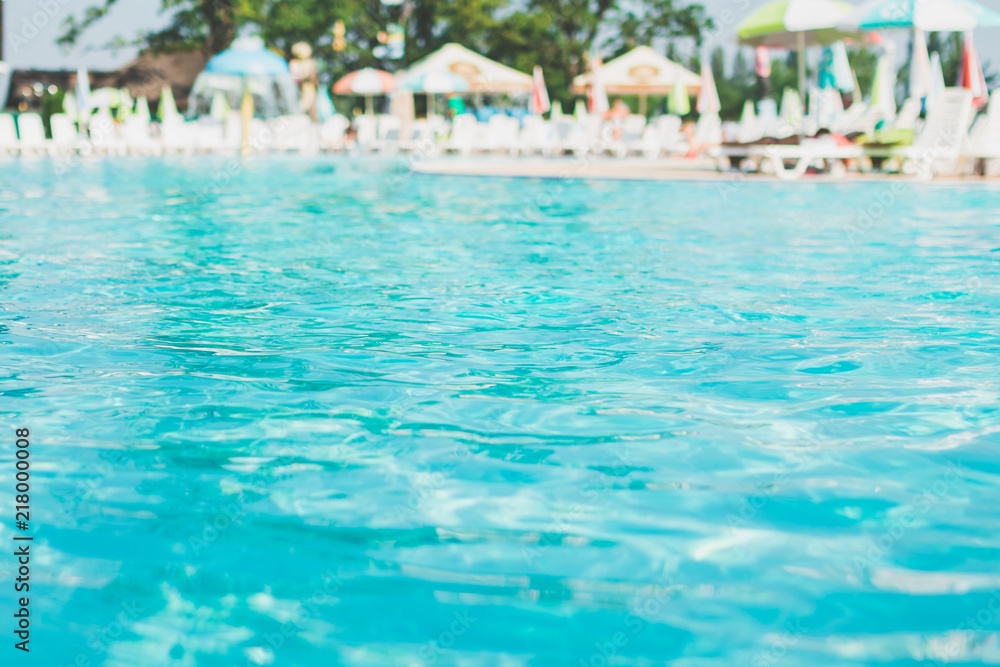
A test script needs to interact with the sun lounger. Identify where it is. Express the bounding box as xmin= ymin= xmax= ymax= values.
xmin=161 ymin=117 xmax=196 ymax=154
xmin=16 ymin=113 xmax=49 ymax=155
xmin=49 ymin=113 xmax=79 ymax=155
xmin=863 ymin=88 xmax=974 ymax=179
xmin=353 ymin=115 xmax=378 ymax=152
xmin=443 ymin=115 xmax=478 ymax=156
xmin=196 ymin=119 xmax=226 ymax=153
xmin=122 ymin=117 xmax=161 ymax=155
xmin=962 ymin=89 xmax=1000 ymax=173
xmin=377 ymin=114 xmax=402 ymax=153
xmin=519 ymin=116 xmax=552 ymax=156
xmin=320 ymin=115 xmax=350 ymax=151
xmin=0 ymin=113 xmax=20 ymax=155
xmin=710 ymin=139 xmax=861 ymax=179
xmin=89 ymin=113 xmax=127 ymax=155
xmin=483 ymin=115 xmax=519 ymax=154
